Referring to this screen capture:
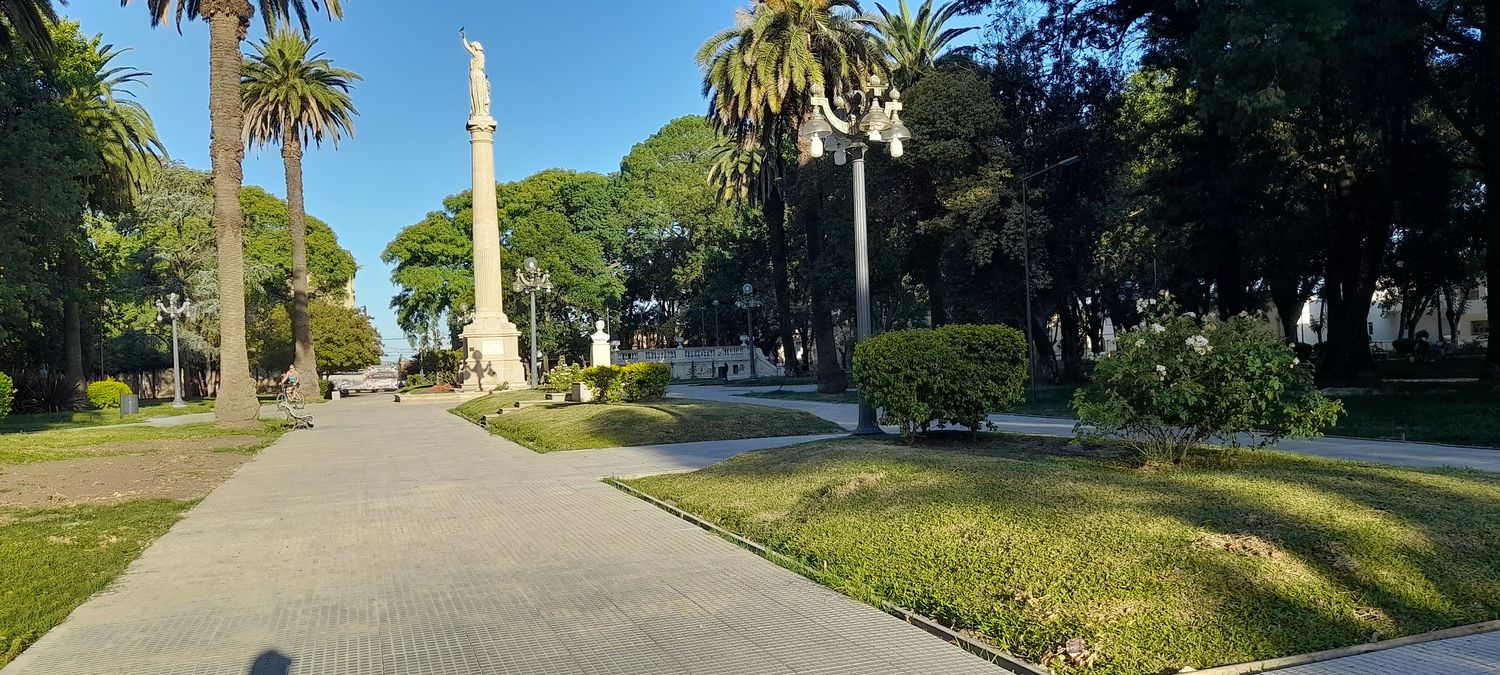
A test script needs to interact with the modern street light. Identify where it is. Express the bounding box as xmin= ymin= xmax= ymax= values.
xmin=800 ymin=73 xmax=911 ymax=436
xmin=512 ymin=256 xmax=553 ymax=387
xmin=1020 ymin=155 xmax=1081 ymax=401
xmin=155 ymin=292 xmax=192 ymax=408
xmin=734 ymin=283 xmax=763 ymax=377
